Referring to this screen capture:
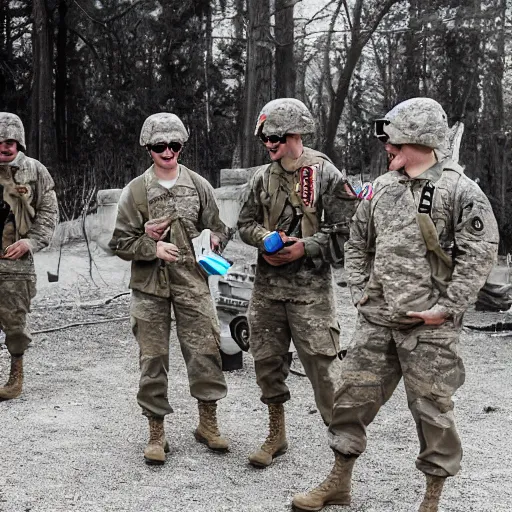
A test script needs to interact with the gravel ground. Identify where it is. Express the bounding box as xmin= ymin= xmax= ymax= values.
xmin=0 ymin=241 xmax=511 ymax=512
